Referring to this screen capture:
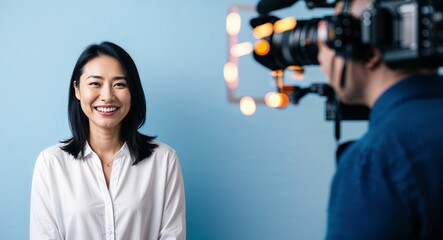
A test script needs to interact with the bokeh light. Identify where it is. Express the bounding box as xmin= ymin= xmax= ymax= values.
xmin=226 ymin=12 xmax=241 ymax=35
xmin=223 ymin=62 xmax=238 ymax=89
xmin=265 ymin=92 xmax=290 ymax=108
xmin=254 ymin=40 xmax=270 ymax=56
xmin=253 ymin=23 xmax=273 ymax=39
xmin=231 ymin=42 xmax=253 ymax=57
xmin=274 ymin=17 xmax=297 ymax=33
xmin=240 ymin=96 xmax=256 ymax=115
